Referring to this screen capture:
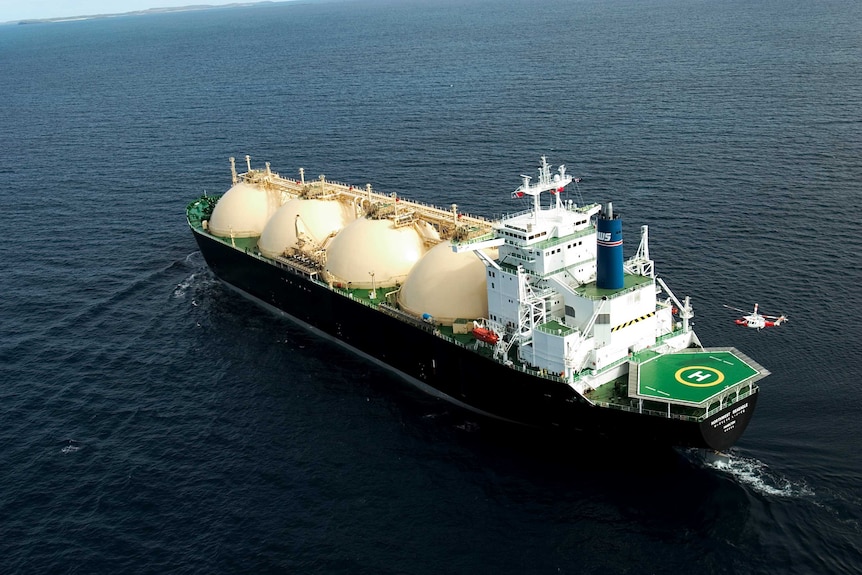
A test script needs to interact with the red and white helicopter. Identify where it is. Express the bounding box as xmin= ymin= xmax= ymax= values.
xmin=724 ymin=303 xmax=788 ymax=329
